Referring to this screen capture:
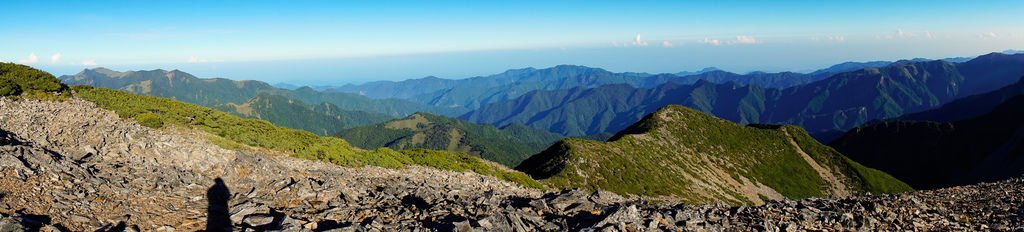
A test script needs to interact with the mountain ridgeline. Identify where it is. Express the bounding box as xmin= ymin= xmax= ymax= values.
xmin=516 ymin=105 xmax=911 ymax=205
xmin=830 ymin=76 xmax=1024 ymax=190
xmin=326 ymin=65 xmax=833 ymax=111
xmin=59 ymin=68 xmax=466 ymax=118
xmin=461 ymin=53 xmax=1024 ymax=139
xmin=336 ymin=113 xmax=564 ymax=167
xmin=59 ymin=68 xmax=467 ymax=135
